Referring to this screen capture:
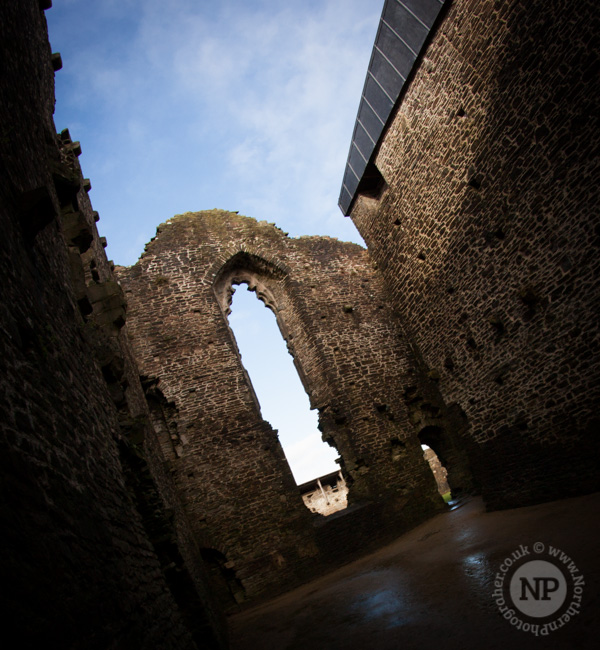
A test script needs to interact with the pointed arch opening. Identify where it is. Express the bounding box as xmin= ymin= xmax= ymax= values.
xmin=228 ymin=283 xmax=342 ymax=487
xmin=419 ymin=425 xmax=452 ymax=503
xmin=212 ymin=251 xmax=349 ymax=515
